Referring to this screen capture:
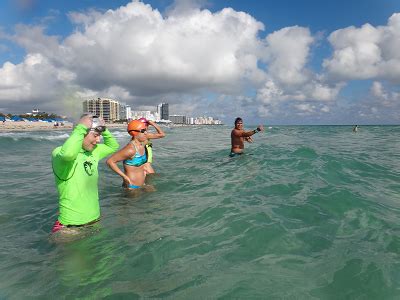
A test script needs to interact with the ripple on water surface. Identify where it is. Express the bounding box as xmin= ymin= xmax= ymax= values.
xmin=1 ymin=126 xmax=400 ymax=298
